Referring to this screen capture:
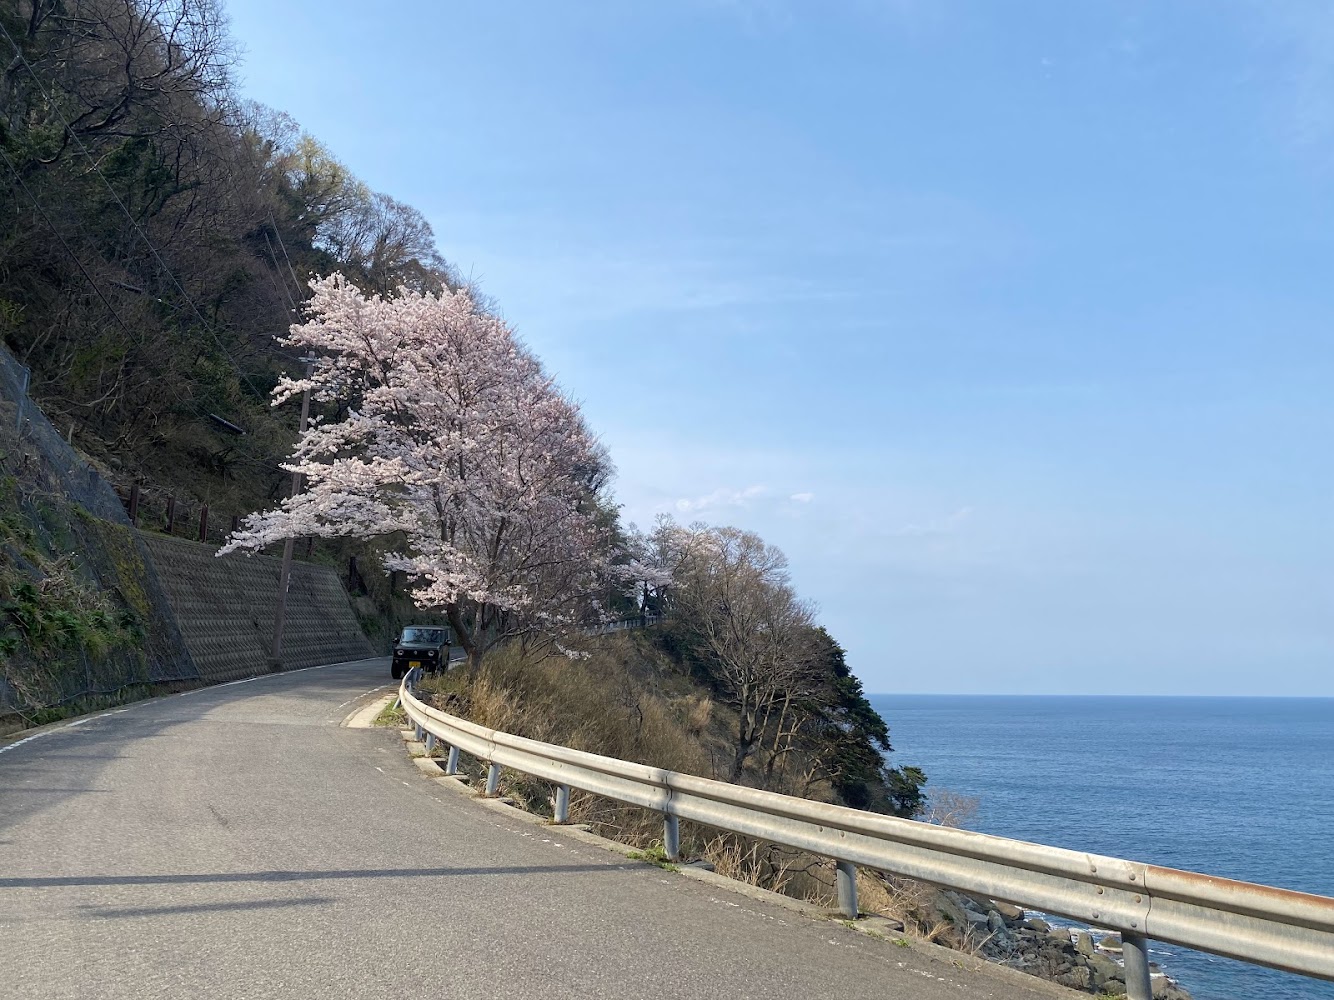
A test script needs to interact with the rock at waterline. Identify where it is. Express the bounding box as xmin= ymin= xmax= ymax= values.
xmin=963 ymin=907 xmax=990 ymax=926
xmin=1056 ymin=965 xmax=1092 ymax=990
xmin=1087 ymin=952 xmax=1122 ymax=987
